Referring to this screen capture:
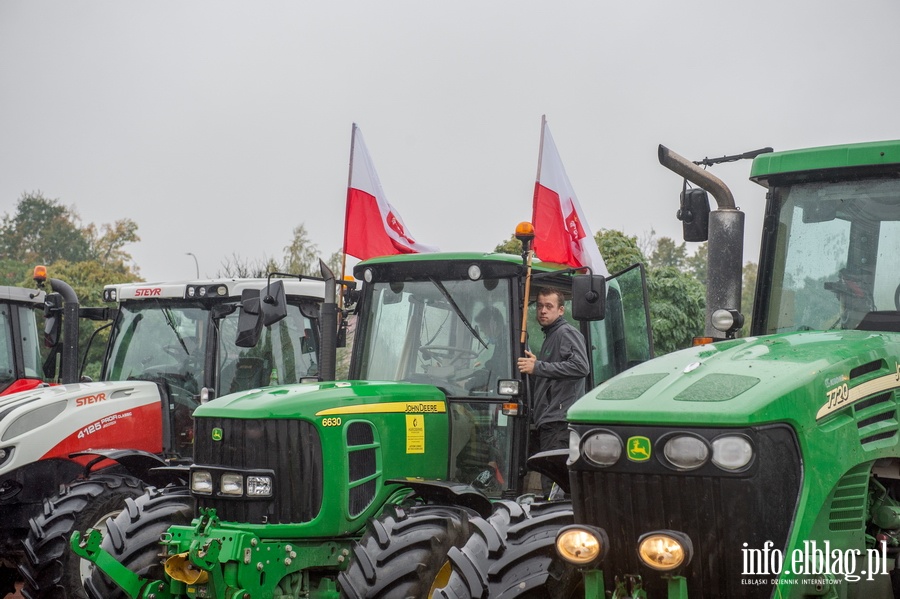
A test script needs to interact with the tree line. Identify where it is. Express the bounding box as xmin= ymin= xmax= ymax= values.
xmin=1 ymin=192 xmax=757 ymax=366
